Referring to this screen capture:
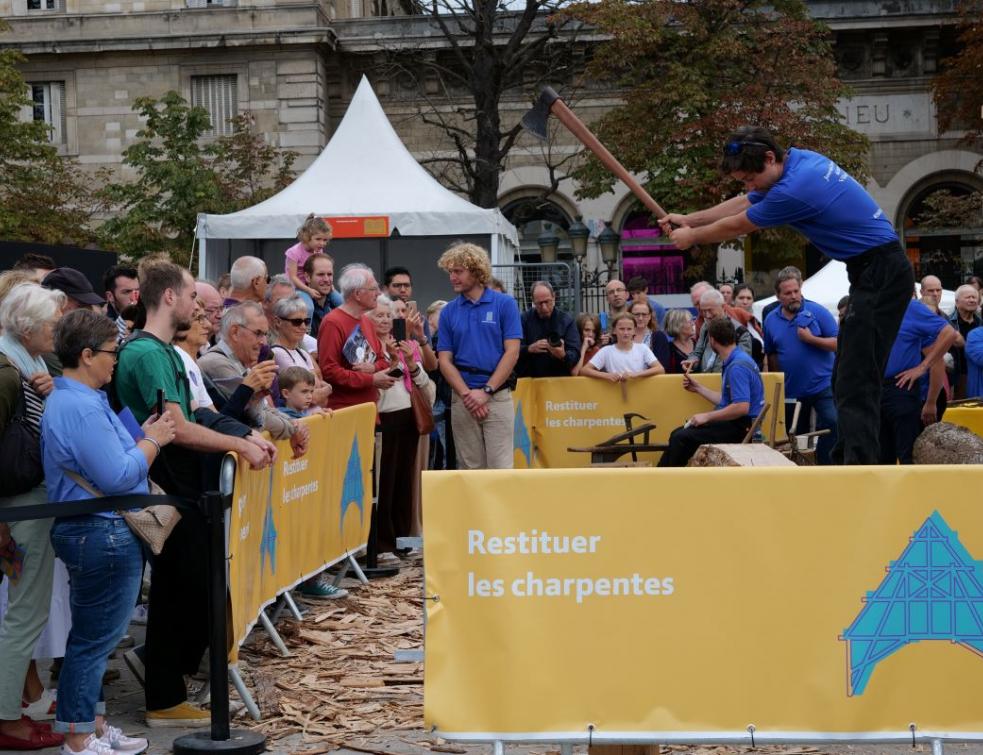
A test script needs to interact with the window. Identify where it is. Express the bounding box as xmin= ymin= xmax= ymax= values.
xmin=190 ymin=74 xmax=238 ymax=137
xmin=28 ymin=82 xmax=66 ymax=145
xmin=186 ymin=0 xmax=237 ymax=7
xmin=27 ymin=0 xmax=64 ymax=9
